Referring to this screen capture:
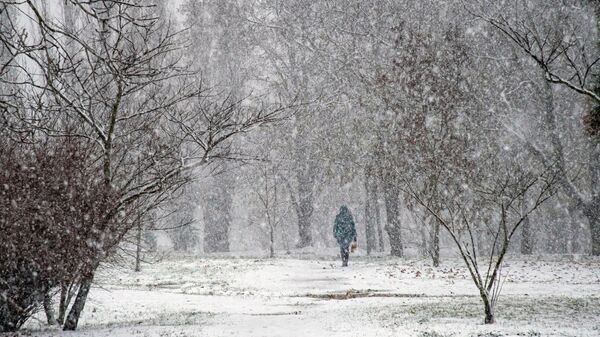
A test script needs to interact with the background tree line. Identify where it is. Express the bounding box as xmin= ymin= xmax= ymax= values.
xmin=169 ymin=0 xmax=599 ymax=259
